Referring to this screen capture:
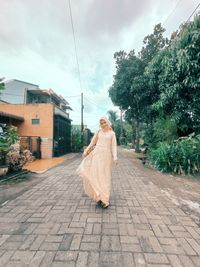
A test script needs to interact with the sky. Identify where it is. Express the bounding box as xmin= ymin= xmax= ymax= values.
xmin=0 ymin=0 xmax=199 ymax=131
